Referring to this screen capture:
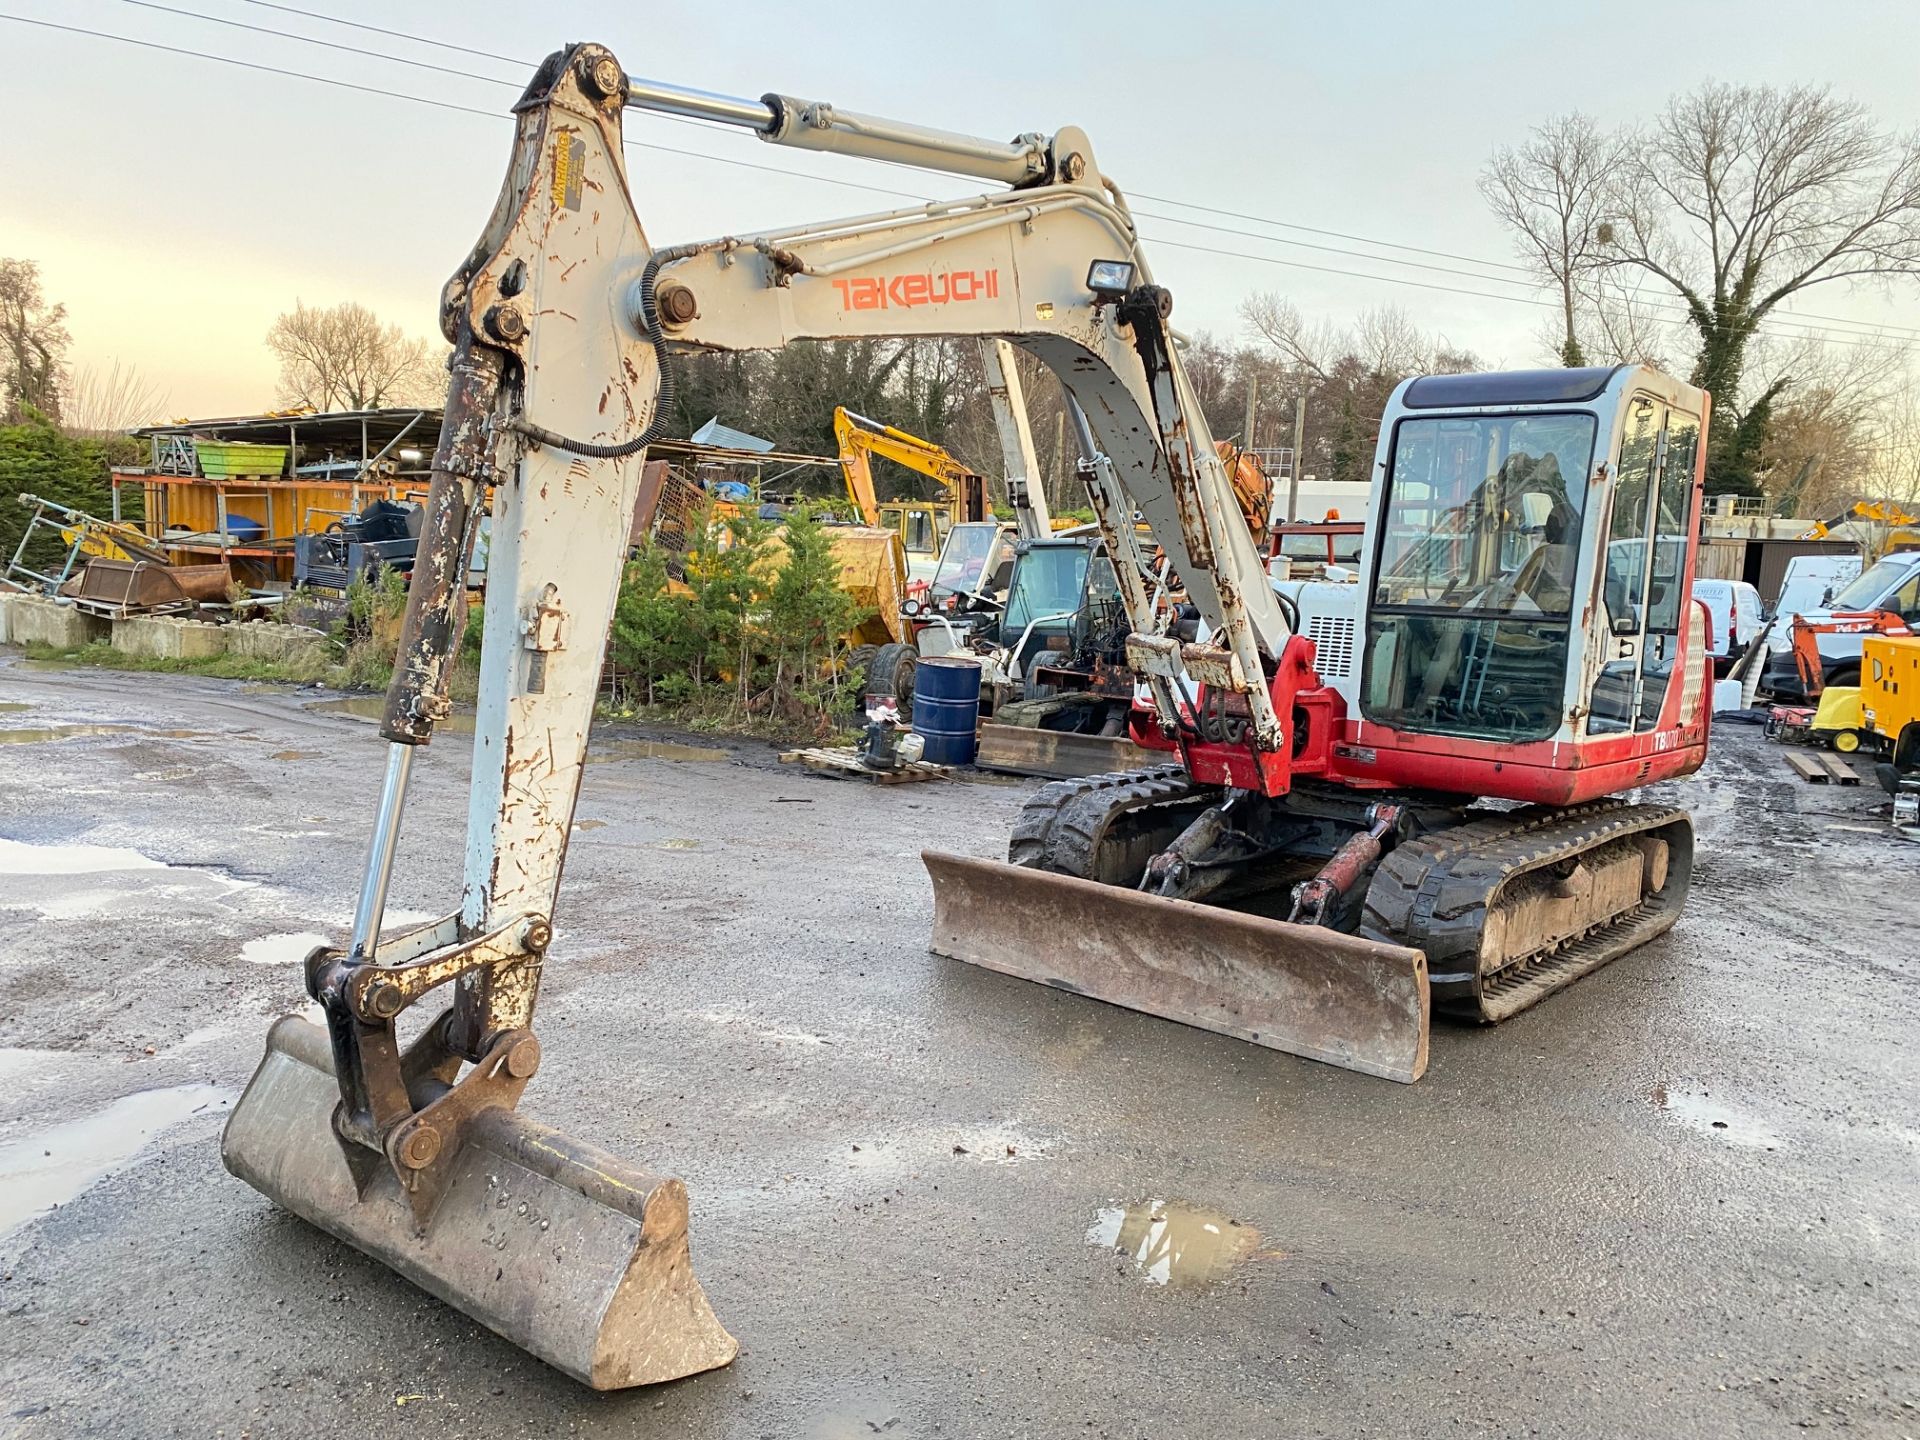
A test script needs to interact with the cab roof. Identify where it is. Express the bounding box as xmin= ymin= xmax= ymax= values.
xmin=1401 ymin=367 xmax=1622 ymax=410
